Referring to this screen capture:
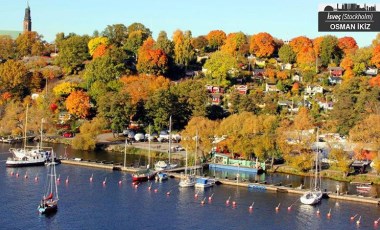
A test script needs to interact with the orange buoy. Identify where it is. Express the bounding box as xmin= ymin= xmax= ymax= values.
xmin=90 ymin=174 xmax=93 ymax=182
xmin=10 ymin=171 xmax=14 ymax=176
xmin=35 ymin=176 xmax=38 ymax=182
xmin=374 ymin=218 xmax=380 ymax=225
xmin=201 ymin=198 xmax=206 ymax=205
xmin=16 ymin=173 xmax=19 ymax=177
xmin=118 ymin=180 xmax=122 ymax=185
xmin=327 ymin=208 xmax=331 ymax=218
xmin=208 ymin=193 xmax=214 ymax=201
xmin=154 ymin=188 xmax=158 ymax=193
xmin=232 ymin=201 xmax=237 ymax=206
xmin=24 ymin=173 xmax=28 ymax=179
